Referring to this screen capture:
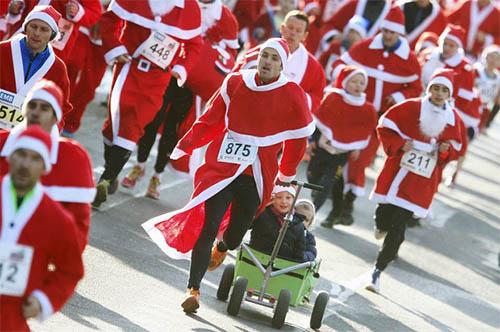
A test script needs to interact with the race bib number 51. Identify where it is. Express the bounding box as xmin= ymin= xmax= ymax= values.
xmin=400 ymin=149 xmax=437 ymax=178
xmin=218 ymin=134 xmax=258 ymax=165
xmin=141 ymin=32 xmax=180 ymax=69
xmin=0 ymin=89 xmax=25 ymax=130
xmin=0 ymin=243 xmax=34 ymax=296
